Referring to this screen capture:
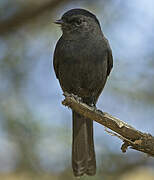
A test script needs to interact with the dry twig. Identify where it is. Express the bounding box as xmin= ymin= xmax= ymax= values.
xmin=62 ymin=92 xmax=154 ymax=156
